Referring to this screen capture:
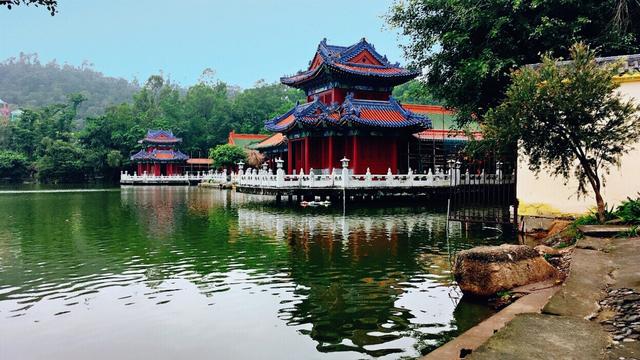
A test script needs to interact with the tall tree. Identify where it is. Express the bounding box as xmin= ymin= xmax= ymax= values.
xmin=231 ymin=81 xmax=305 ymax=134
xmin=483 ymin=43 xmax=640 ymax=222
xmin=388 ymin=0 xmax=640 ymax=126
